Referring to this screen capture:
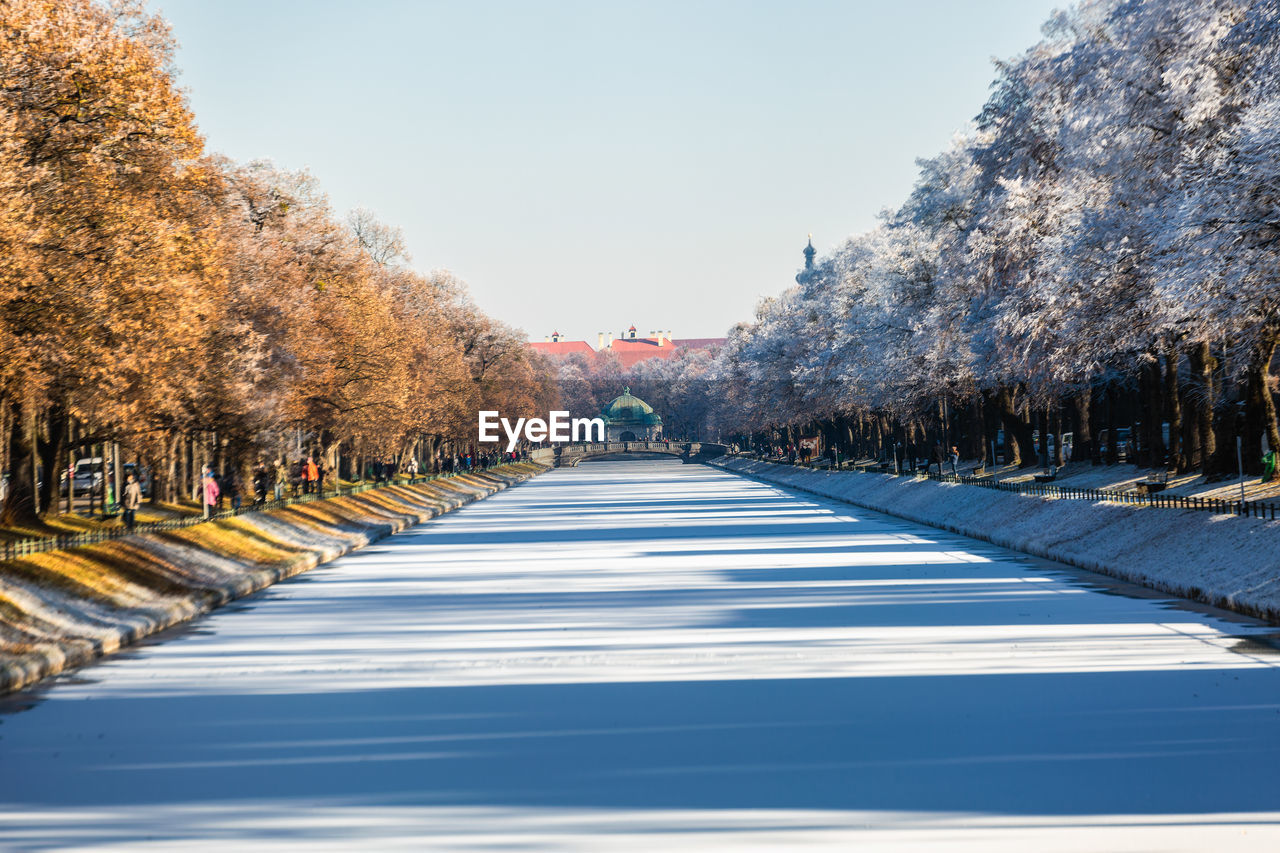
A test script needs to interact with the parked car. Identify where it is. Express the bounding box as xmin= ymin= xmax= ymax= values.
xmin=1032 ymin=431 xmax=1074 ymax=461
xmin=1097 ymin=428 xmax=1132 ymax=459
xmin=68 ymin=458 xmax=104 ymax=496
